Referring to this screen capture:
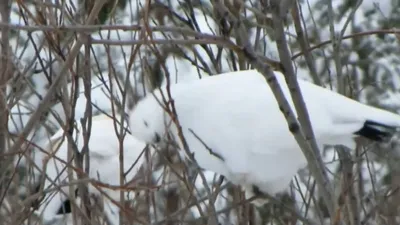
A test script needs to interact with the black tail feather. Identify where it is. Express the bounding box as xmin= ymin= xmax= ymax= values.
xmin=56 ymin=199 xmax=72 ymax=214
xmin=354 ymin=120 xmax=397 ymax=142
